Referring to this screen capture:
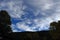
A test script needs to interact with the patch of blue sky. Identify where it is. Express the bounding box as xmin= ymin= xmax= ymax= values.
xmin=11 ymin=18 xmax=23 ymax=24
